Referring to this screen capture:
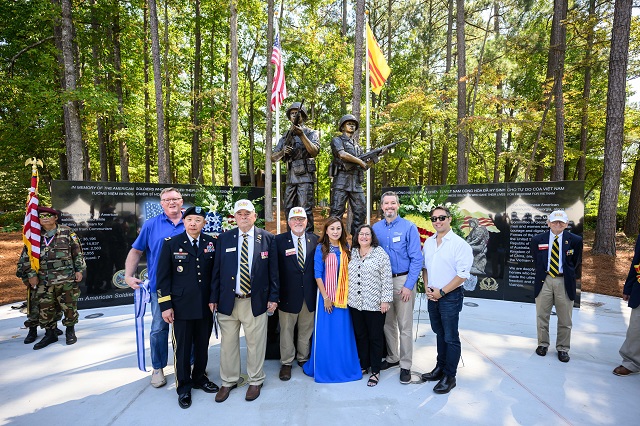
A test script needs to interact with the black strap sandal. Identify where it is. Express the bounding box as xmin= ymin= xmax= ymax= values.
xmin=367 ymin=373 xmax=380 ymax=387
